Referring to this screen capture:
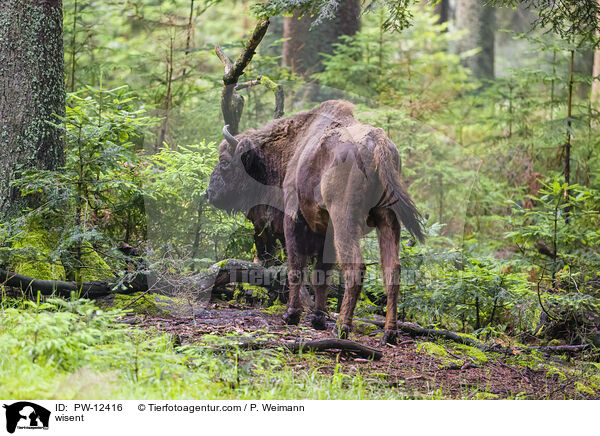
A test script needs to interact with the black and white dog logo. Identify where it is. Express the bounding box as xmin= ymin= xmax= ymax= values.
xmin=3 ymin=402 xmax=50 ymax=433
